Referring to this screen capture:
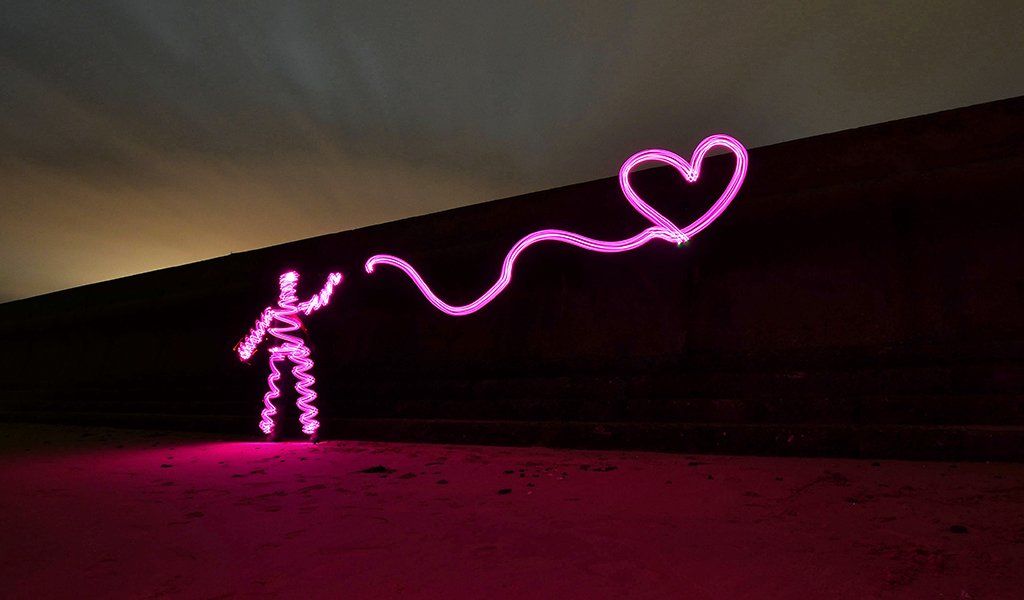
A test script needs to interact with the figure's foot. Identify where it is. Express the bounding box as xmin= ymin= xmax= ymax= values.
xmin=301 ymin=420 xmax=320 ymax=442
